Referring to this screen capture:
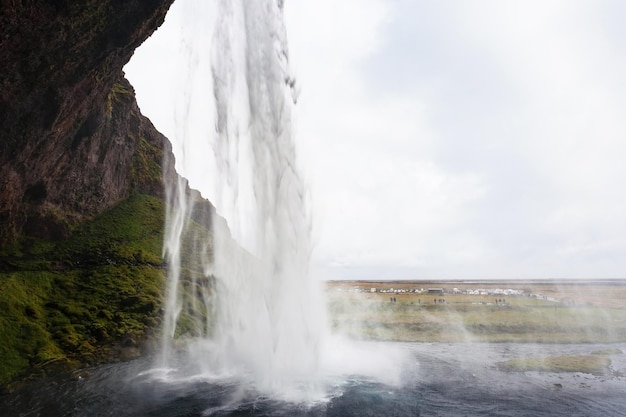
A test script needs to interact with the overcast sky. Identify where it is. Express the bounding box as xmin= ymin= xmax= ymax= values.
xmin=126 ymin=0 xmax=626 ymax=280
